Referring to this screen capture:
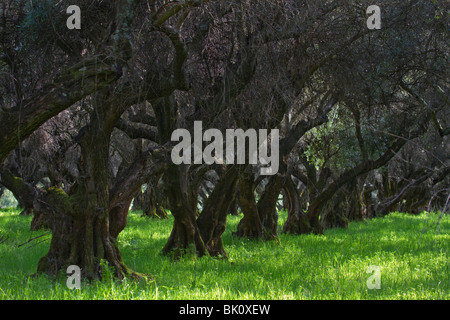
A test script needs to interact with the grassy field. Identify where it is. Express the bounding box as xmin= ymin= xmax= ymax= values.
xmin=0 ymin=208 xmax=448 ymax=300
